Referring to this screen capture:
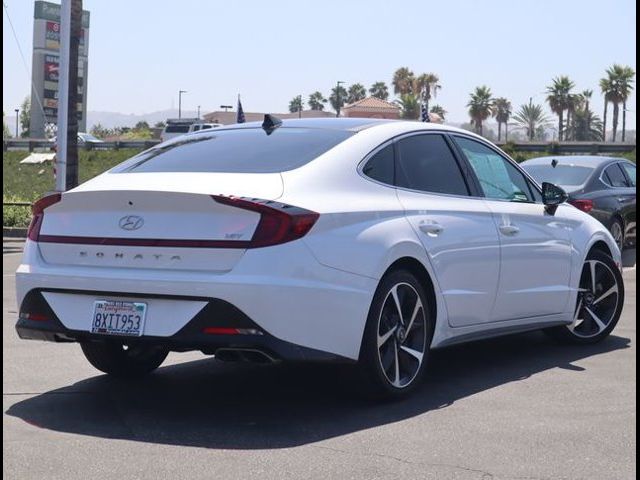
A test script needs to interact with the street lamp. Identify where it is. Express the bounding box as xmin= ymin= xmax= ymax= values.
xmin=220 ymin=105 xmax=233 ymax=112
xmin=178 ymin=90 xmax=187 ymax=118
xmin=14 ymin=108 xmax=19 ymax=138
xmin=336 ymin=81 xmax=345 ymax=117
xmin=197 ymin=105 xmax=201 ymax=119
